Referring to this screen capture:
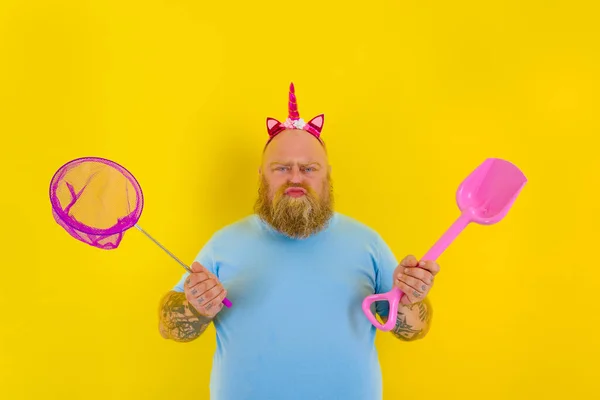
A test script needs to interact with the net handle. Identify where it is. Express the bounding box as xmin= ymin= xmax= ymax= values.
xmin=134 ymin=225 xmax=232 ymax=308
xmin=134 ymin=224 xmax=192 ymax=273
